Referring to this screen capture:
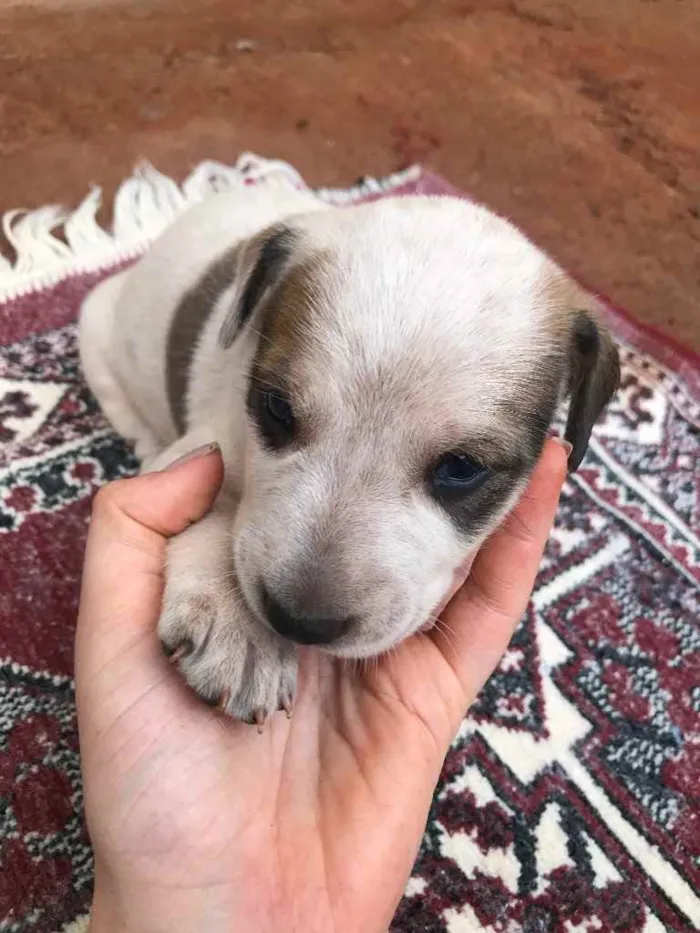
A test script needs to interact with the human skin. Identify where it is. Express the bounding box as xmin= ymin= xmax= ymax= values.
xmin=76 ymin=438 xmax=568 ymax=933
